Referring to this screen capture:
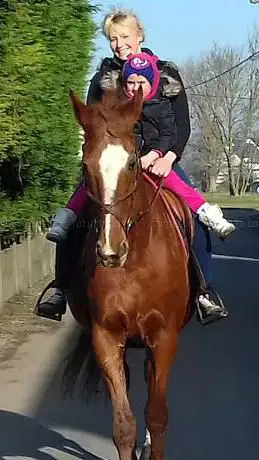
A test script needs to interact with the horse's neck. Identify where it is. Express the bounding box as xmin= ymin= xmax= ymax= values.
xmin=135 ymin=174 xmax=152 ymax=213
xmin=126 ymin=176 xmax=168 ymax=266
xmin=135 ymin=175 xmax=161 ymax=215
xmin=132 ymin=175 xmax=162 ymax=242
xmin=128 ymin=176 xmax=177 ymax=266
